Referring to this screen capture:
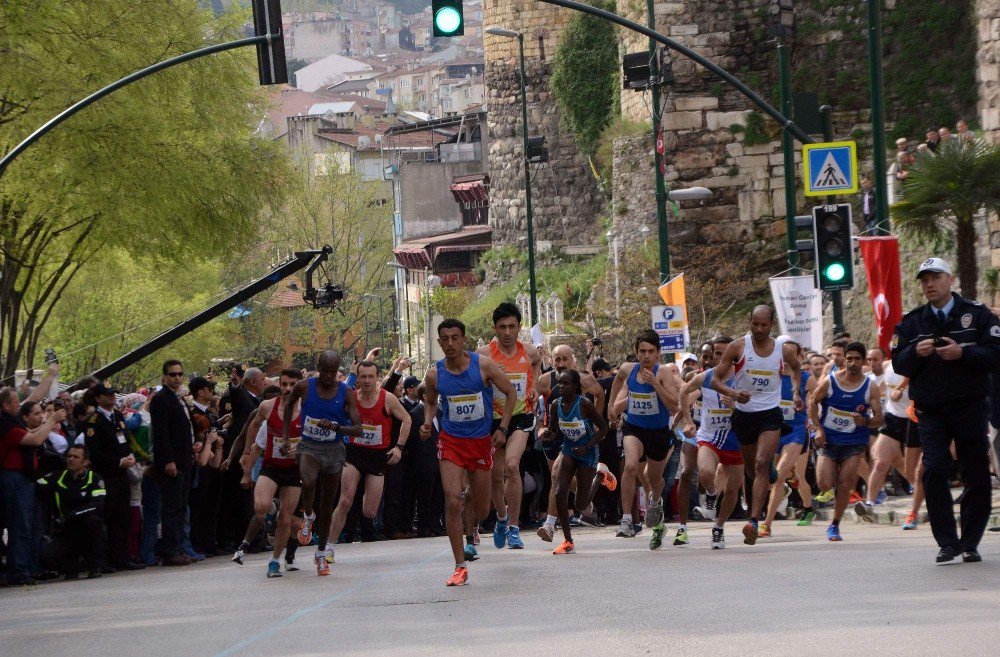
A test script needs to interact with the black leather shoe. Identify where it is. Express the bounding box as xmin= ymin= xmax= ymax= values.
xmin=64 ymin=572 xmax=79 ymax=580
xmin=936 ymin=546 xmax=958 ymax=564
xmin=121 ymin=561 xmax=146 ymax=571
xmin=962 ymin=549 xmax=982 ymax=563
xmin=87 ymin=570 xmax=103 ymax=579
